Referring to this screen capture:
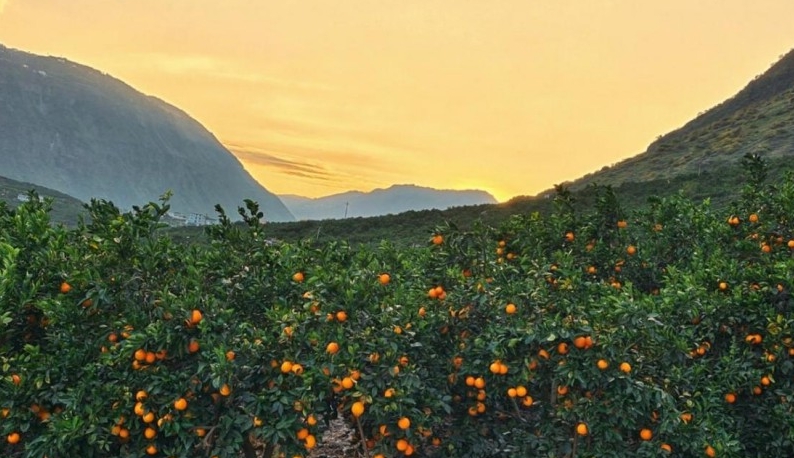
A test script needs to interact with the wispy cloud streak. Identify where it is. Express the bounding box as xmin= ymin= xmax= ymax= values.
xmin=228 ymin=145 xmax=335 ymax=182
